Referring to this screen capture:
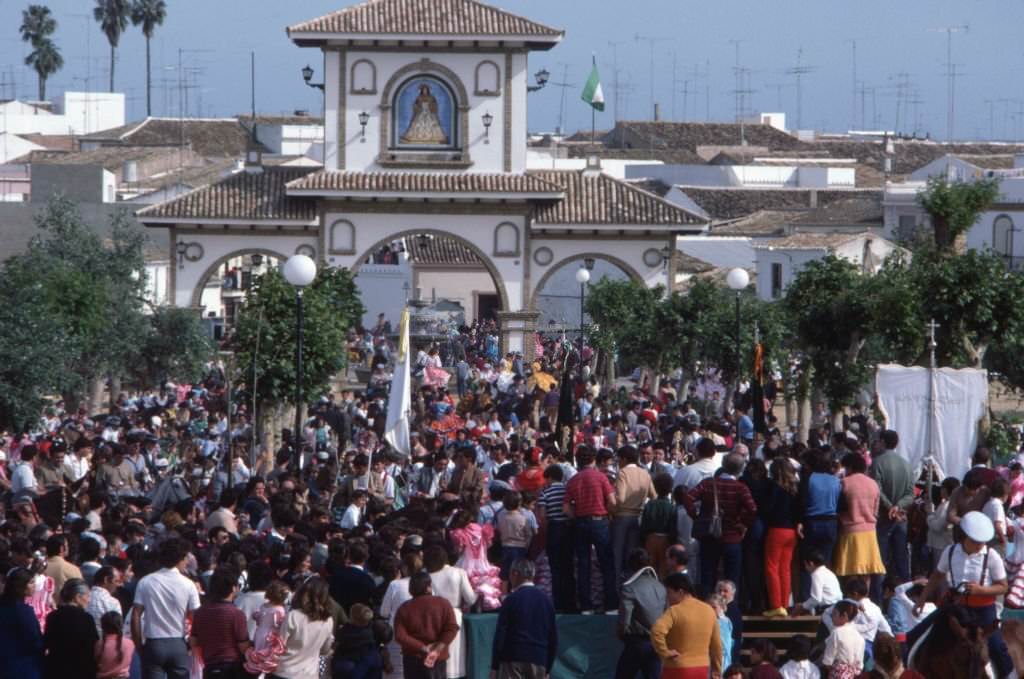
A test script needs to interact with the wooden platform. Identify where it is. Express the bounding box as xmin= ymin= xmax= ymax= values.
xmin=739 ymin=615 xmax=822 ymax=663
